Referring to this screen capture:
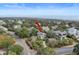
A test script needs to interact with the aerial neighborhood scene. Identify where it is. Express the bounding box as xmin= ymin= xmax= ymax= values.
xmin=0 ymin=3 xmax=79 ymax=55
